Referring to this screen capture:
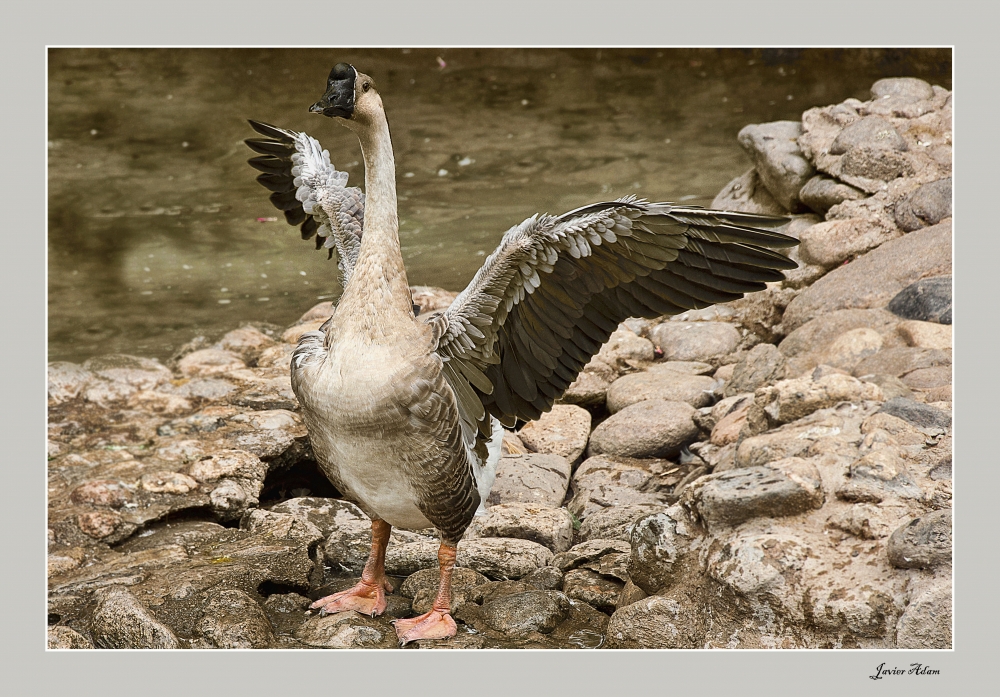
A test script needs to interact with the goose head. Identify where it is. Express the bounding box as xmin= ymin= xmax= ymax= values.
xmin=309 ymin=62 xmax=383 ymax=131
